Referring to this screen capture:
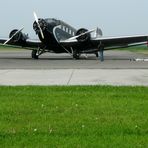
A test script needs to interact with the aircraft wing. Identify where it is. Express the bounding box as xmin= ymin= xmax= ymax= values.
xmin=93 ymin=35 xmax=148 ymax=49
xmin=0 ymin=38 xmax=42 ymax=50
xmin=60 ymin=34 xmax=148 ymax=49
